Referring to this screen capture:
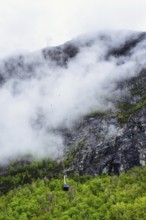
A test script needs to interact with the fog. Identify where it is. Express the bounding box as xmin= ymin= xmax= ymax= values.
xmin=0 ymin=0 xmax=146 ymax=58
xmin=0 ymin=30 xmax=146 ymax=162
